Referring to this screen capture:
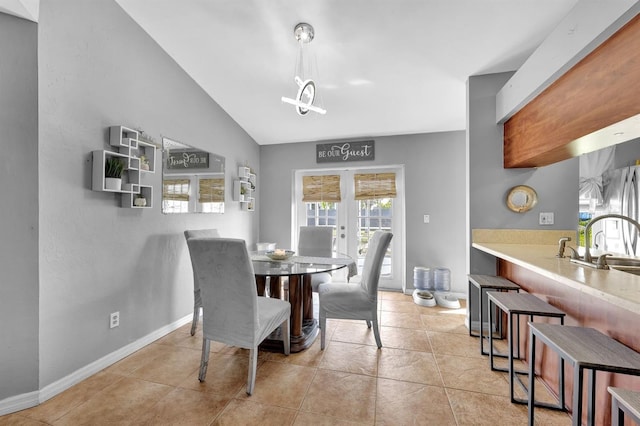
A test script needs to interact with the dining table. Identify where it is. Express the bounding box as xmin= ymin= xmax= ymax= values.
xmin=251 ymin=252 xmax=356 ymax=353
